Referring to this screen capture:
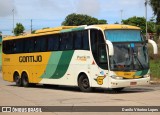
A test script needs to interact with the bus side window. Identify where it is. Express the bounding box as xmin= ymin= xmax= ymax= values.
xmin=48 ymin=35 xmax=60 ymax=51
xmin=74 ymin=31 xmax=82 ymax=49
xmin=24 ymin=38 xmax=34 ymax=53
xmin=66 ymin=33 xmax=73 ymax=50
xmin=34 ymin=37 xmax=47 ymax=52
xmin=3 ymin=41 xmax=7 ymax=54
xmin=90 ymin=29 xmax=98 ymax=61
xmin=82 ymin=30 xmax=89 ymax=50
xmin=60 ymin=33 xmax=67 ymax=50
xmin=3 ymin=41 xmax=11 ymax=54
xmin=14 ymin=39 xmax=24 ymax=53
xmin=90 ymin=29 xmax=108 ymax=70
xmin=8 ymin=41 xmax=14 ymax=54
xmin=40 ymin=37 xmax=47 ymax=52
xmin=99 ymin=45 xmax=107 ymax=63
